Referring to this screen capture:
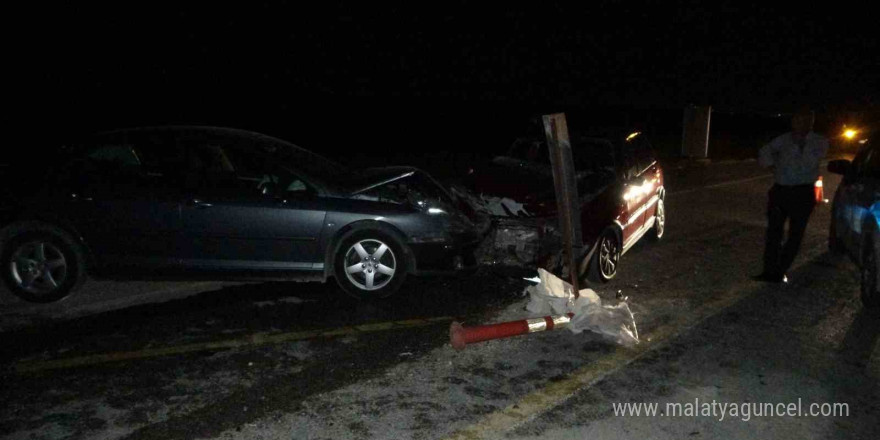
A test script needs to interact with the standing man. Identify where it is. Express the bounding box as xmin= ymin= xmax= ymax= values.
xmin=754 ymin=106 xmax=829 ymax=283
